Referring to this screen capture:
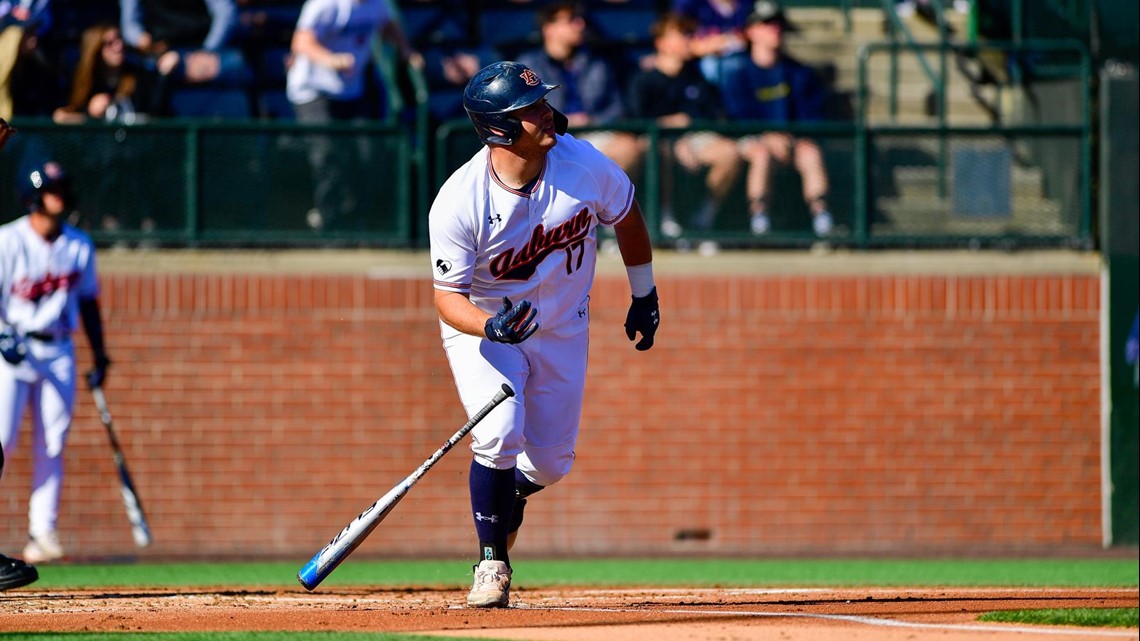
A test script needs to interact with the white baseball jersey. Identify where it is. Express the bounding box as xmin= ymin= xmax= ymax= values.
xmin=0 ymin=215 xmax=98 ymax=539
xmin=0 ymin=216 xmax=99 ymax=336
xmin=429 ymin=133 xmax=635 ymax=337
